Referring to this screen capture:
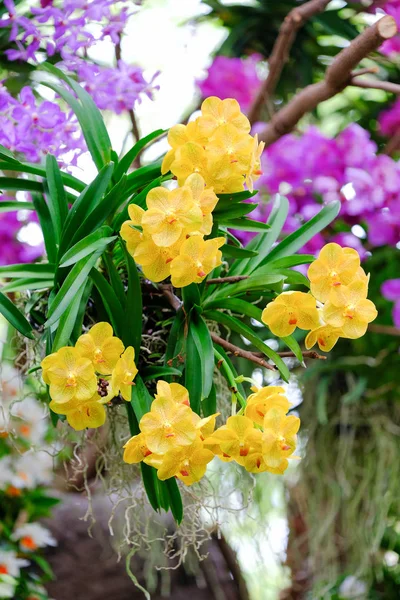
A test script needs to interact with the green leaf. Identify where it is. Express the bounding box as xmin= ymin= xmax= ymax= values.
xmin=0 ymin=263 xmax=54 ymax=279
xmin=89 ymin=268 xmax=126 ymax=336
xmin=209 ymin=273 xmax=284 ymax=300
xmin=0 ymin=176 xmax=45 ymax=195
xmin=30 ymin=555 xmax=54 ymax=580
xmin=260 ymin=201 xmax=340 ymax=266
xmin=59 ymin=228 xmax=116 ymax=268
xmin=281 ymin=335 xmax=303 ymax=362
xmin=202 ymin=382 xmax=217 ymax=417
xmin=121 ymin=243 xmax=142 ymax=354
xmin=164 ymin=309 xmax=185 ymax=373
xmin=216 ymin=189 xmax=257 ymax=211
xmin=59 ymin=163 xmax=114 ymax=256
xmin=222 ymin=244 xmax=258 ymax=259
xmin=232 ymin=195 xmax=289 ymax=276
xmin=0 ymin=292 xmax=34 ymax=339
xmin=124 ymin=163 xmax=163 ymax=198
xmin=182 ymin=283 xmax=201 ymax=310
xmin=0 ymin=143 xmax=19 ymax=163
xmin=69 ymin=175 xmax=126 ymax=247
xmin=114 ymin=129 xmax=166 ymax=181
xmin=214 ymin=202 xmax=258 ymax=221
xmin=130 ymin=375 xmax=152 ymax=422
xmin=0 ymin=161 xmax=85 ymax=193
xmin=1 ymin=278 xmax=54 ymax=293
xmin=0 ymin=201 xmax=34 ymax=212
xmin=266 ymin=254 xmax=314 ymax=269
xmin=140 ymin=463 xmax=161 ymax=512
xmin=104 ymin=252 xmax=126 ymax=308
xmin=32 ymin=193 xmax=57 ymax=263
xmin=45 ymin=154 xmax=68 ymax=245
xmin=222 ymin=217 xmax=270 ymax=231
xmin=205 ymin=298 xmax=262 ymax=322
xmin=189 ymin=312 xmax=214 ymax=400
xmin=52 ymin=284 xmax=87 ymax=351
xmin=165 ymin=477 xmax=183 ymax=524
xmin=185 ymin=327 xmax=203 ymax=415
xmin=205 ymin=309 xmax=290 ymax=382
xmin=113 ymin=175 xmax=166 ymax=230
xmin=142 ymin=366 xmax=182 ymax=382
xmin=39 ymin=63 xmax=112 ymax=170
xmin=46 ymin=250 xmax=102 ymax=328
